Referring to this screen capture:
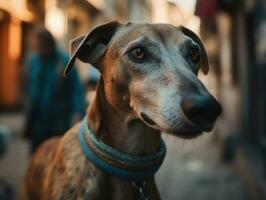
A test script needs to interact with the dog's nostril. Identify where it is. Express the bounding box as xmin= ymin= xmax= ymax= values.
xmin=140 ymin=112 xmax=156 ymax=126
